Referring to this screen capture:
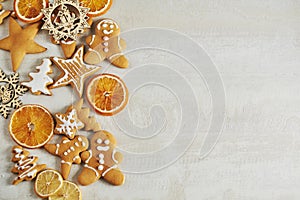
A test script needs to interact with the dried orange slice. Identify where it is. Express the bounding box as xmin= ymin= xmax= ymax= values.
xmin=86 ymin=73 xmax=128 ymax=116
xmin=79 ymin=0 xmax=112 ymax=17
xmin=9 ymin=104 xmax=54 ymax=149
xmin=14 ymin=0 xmax=48 ymax=23
xmin=34 ymin=169 xmax=63 ymax=198
xmin=49 ymin=180 xmax=82 ymax=200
